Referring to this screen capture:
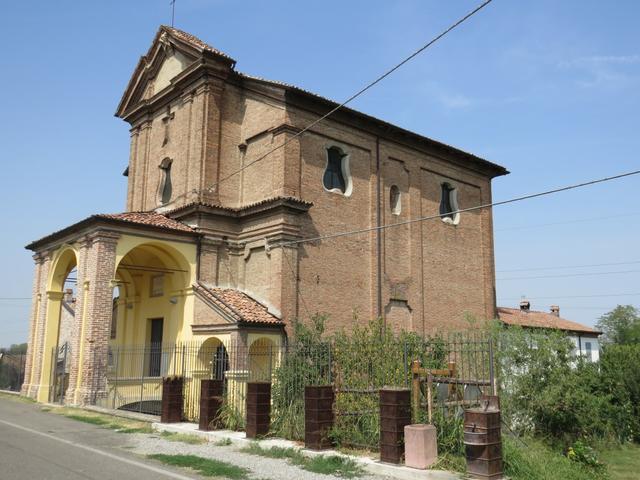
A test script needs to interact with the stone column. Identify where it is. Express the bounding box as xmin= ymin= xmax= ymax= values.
xmin=21 ymin=253 xmax=46 ymax=397
xmin=28 ymin=253 xmax=52 ymax=399
xmin=74 ymin=231 xmax=119 ymax=405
